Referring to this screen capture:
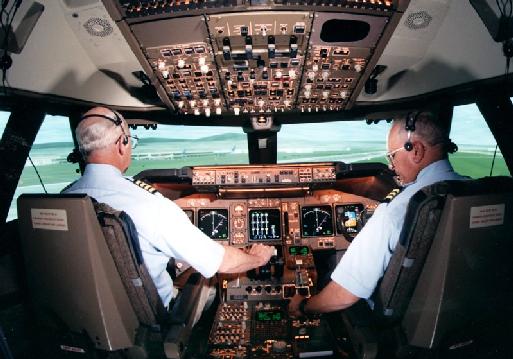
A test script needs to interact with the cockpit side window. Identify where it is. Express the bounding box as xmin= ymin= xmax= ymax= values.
xmin=450 ymin=103 xmax=510 ymax=178
xmin=0 ymin=111 xmax=8 ymax=138
xmin=7 ymin=115 xmax=80 ymax=221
